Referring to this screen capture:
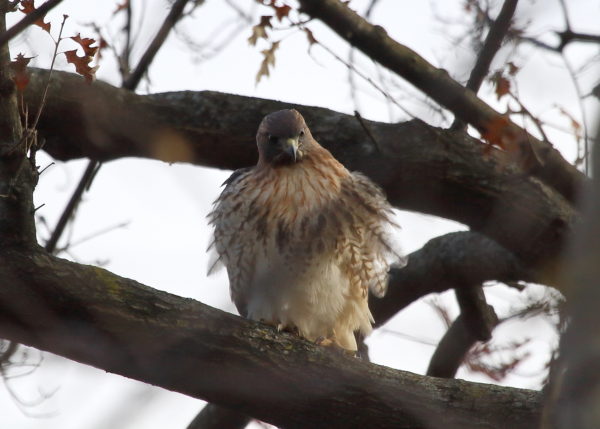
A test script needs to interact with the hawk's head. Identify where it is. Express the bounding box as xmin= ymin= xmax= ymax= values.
xmin=256 ymin=109 xmax=314 ymax=167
